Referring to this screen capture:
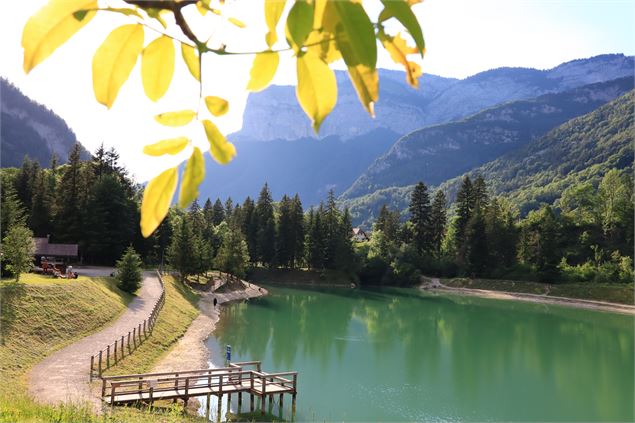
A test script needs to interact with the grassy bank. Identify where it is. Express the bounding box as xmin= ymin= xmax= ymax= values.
xmin=0 ymin=273 xmax=205 ymax=422
xmin=441 ymin=277 xmax=634 ymax=305
xmin=249 ymin=267 xmax=355 ymax=287
xmin=103 ymin=275 xmax=199 ymax=376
